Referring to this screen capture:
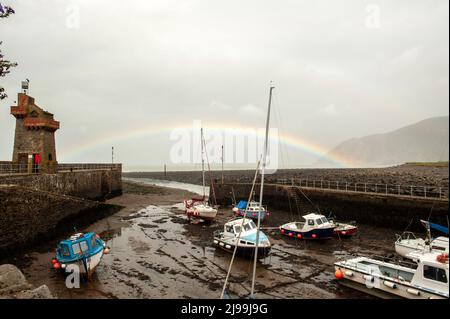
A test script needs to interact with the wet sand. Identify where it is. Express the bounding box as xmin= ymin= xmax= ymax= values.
xmin=4 ymin=180 xmax=400 ymax=299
